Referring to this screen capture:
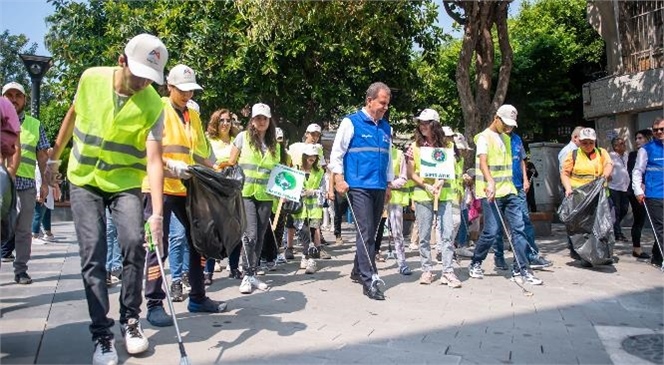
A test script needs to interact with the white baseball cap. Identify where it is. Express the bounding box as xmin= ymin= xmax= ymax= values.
xmin=186 ymin=99 xmax=200 ymax=113
xmin=454 ymin=133 xmax=472 ymax=150
xmin=251 ymin=103 xmax=271 ymax=118
xmin=442 ymin=126 xmax=455 ymax=136
xmin=415 ymin=108 xmax=440 ymax=123
xmin=275 ymin=127 xmax=284 ymax=140
xmin=496 ymin=104 xmax=518 ymax=127
xmin=167 ymin=64 xmax=202 ymax=91
xmin=303 ymin=143 xmax=321 ymax=156
xmin=2 ymin=82 xmax=25 ymax=96
xmin=124 ymin=33 xmax=168 ymax=85
xmin=306 ymin=123 xmax=322 ymax=134
xmin=579 ymin=128 xmax=597 ymax=141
